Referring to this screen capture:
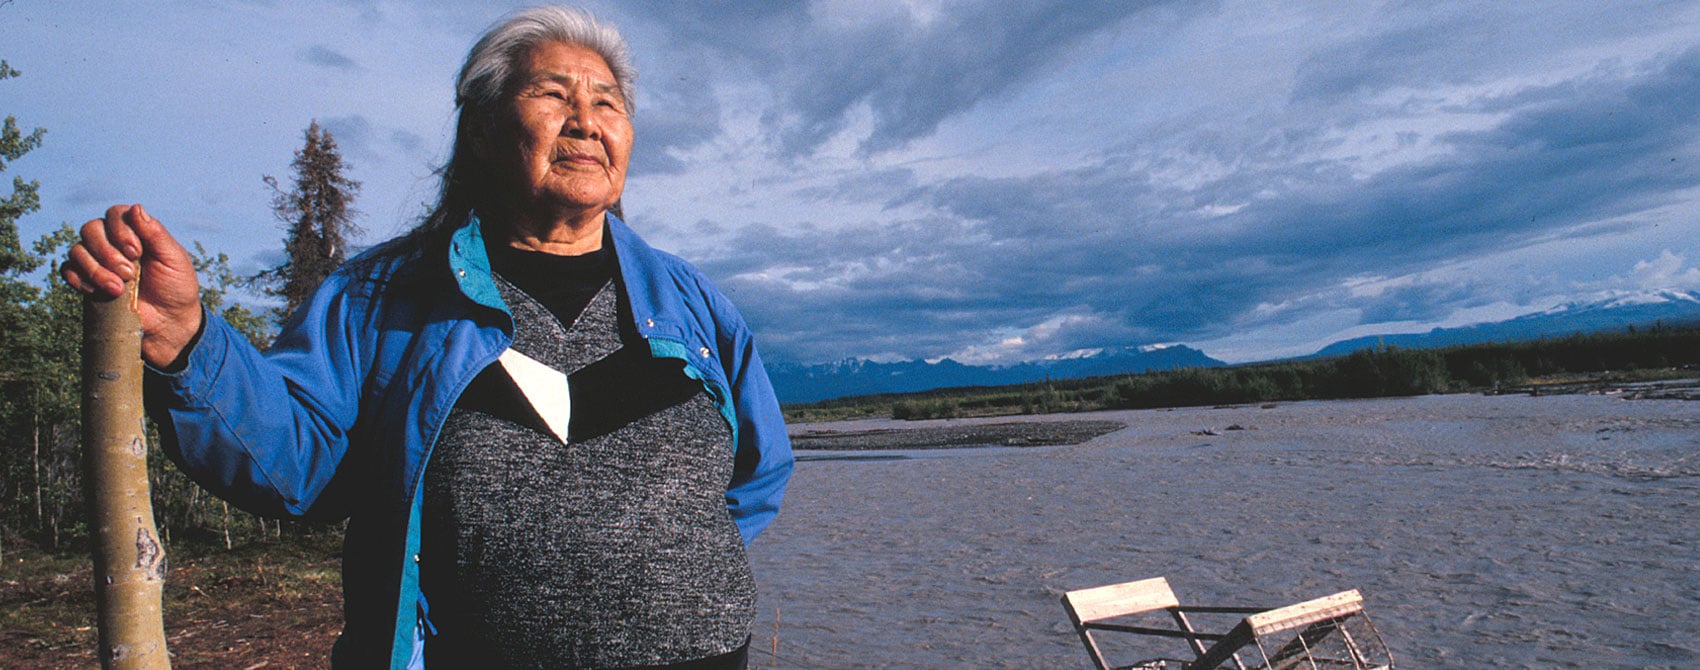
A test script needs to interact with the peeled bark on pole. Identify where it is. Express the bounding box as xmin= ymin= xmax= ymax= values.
xmin=83 ymin=280 xmax=171 ymax=669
